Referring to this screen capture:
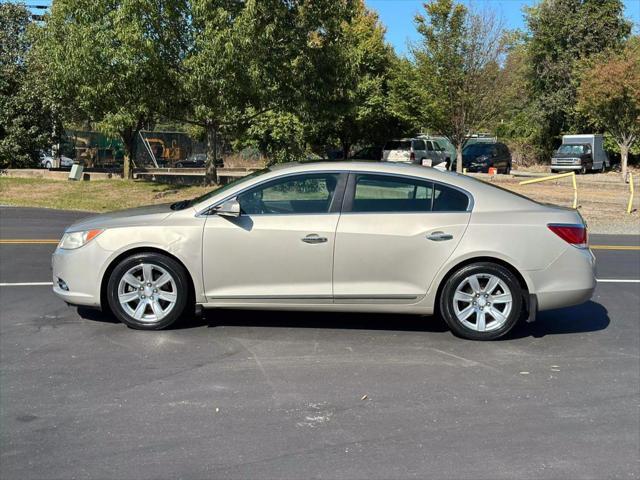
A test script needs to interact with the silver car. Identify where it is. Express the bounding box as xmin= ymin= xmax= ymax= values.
xmin=52 ymin=162 xmax=596 ymax=340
